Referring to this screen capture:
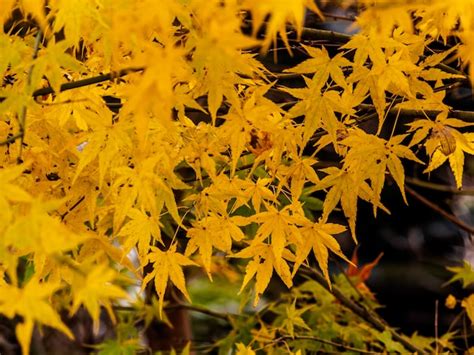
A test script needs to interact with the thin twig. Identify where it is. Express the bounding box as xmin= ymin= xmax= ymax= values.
xmin=447 ymin=310 xmax=465 ymax=333
xmin=165 ymin=302 xmax=234 ymax=322
xmin=114 ymin=302 xmax=235 ymax=322
xmin=357 ymin=104 xmax=474 ymax=122
xmin=297 ymin=27 xmax=352 ymax=43
xmin=0 ymin=133 xmax=24 ymax=146
xmin=352 ymin=81 xmax=467 ymax=130
xmin=463 ymin=313 xmax=469 ymax=350
xmin=405 ymin=185 xmax=474 ymax=234
xmin=60 ymin=195 xmax=85 ymax=221
xmin=406 ymin=177 xmax=474 ymax=195
xmin=321 ymin=12 xmax=356 ymax=22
